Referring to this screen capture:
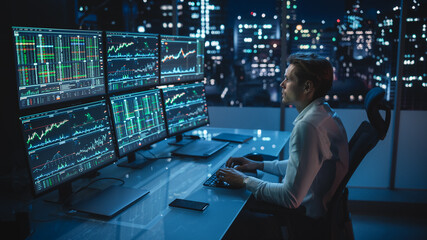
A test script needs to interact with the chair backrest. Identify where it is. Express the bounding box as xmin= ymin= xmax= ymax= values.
xmin=329 ymin=87 xmax=391 ymax=208
xmin=364 ymin=87 xmax=391 ymax=140
xmin=341 ymin=121 xmax=379 ymax=190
